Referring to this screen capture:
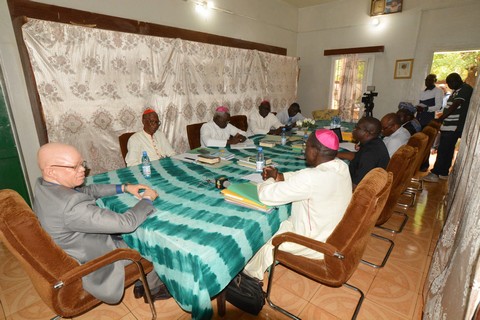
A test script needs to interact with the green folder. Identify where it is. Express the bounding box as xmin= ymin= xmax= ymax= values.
xmin=226 ymin=182 xmax=266 ymax=207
